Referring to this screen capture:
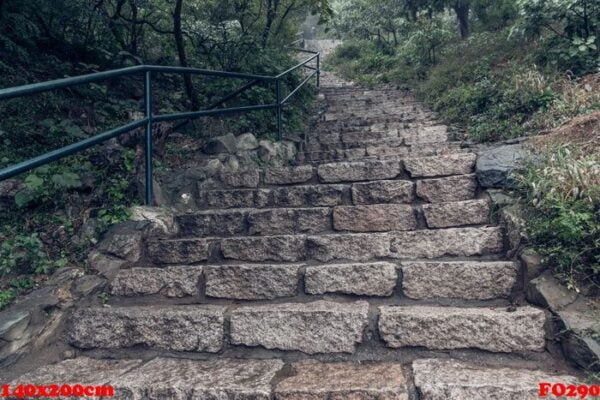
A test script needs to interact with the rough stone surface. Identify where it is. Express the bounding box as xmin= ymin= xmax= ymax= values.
xmin=351 ymin=180 xmax=414 ymax=204
xmin=317 ymin=161 xmax=401 ymax=183
xmin=422 ymin=199 xmax=490 ymax=228
xmin=557 ymin=310 xmax=600 ymax=371
xmin=379 ymin=306 xmax=546 ymax=352
xmin=221 ymin=235 xmax=306 ymax=262
xmin=200 ymin=188 xmax=270 ymax=209
xmin=205 ymin=133 xmax=237 ymax=154
xmin=271 ymin=185 xmax=346 ymax=207
xmin=236 ymin=133 xmax=259 ymax=151
xmin=275 ymin=361 xmax=408 ymax=400
xmin=476 ymin=143 xmax=528 ymax=188
xmin=110 ymin=266 xmax=203 ymax=297
xmin=413 ymin=358 xmax=579 ymax=400
xmin=265 ymin=165 xmax=314 ymax=184
xmin=305 ymin=262 xmax=397 ymax=296
xmin=333 ymin=204 xmax=417 ymax=232
xmin=520 ymin=248 xmax=546 ymax=281
xmin=416 ymin=174 xmax=477 ymax=203
xmin=220 ymin=169 xmax=260 ymax=188
xmin=389 ymin=227 xmax=503 ymax=259
xmin=205 ymin=264 xmax=301 ymax=300
xmin=97 ymin=224 xmax=143 ymax=262
xmin=307 ymin=233 xmax=389 ymax=262
xmin=147 ymin=238 xmax=210 ymax=264
xmin=401 ymin=261 xmax=517 ymax=300
xmin=0 ymin=311 xmax=30 ymax=342
xmin=248 ymin=208 xmax=331 ymax=235
xmin=230 ymin=301 xmax=369 ymax=354
xmin=527 ymin=270 xmax=578 ymax=311
xmin=130 ymin=206 xmax=178 ymax=237
xmin=88 ymin=250 xmax=127 ymax=279
xmin=176 ymin=209 xmax=247 ymax=236
xmin=404 ymin=153 xmax=476 ymax=177
xmin=68 ymin=306 xmax=224 ymax=352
